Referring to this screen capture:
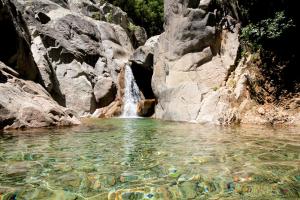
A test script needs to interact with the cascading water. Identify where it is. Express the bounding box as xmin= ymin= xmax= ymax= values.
xmin=121 ymin=64 xmax=141 ymax=118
